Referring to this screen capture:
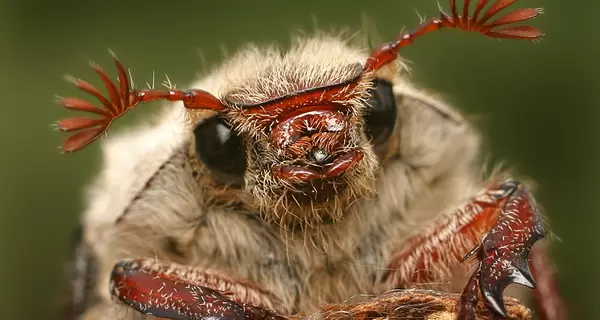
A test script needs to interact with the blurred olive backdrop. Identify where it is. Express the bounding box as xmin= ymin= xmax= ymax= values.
xmin=1 ymin=0 xmax=598 ymax=319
